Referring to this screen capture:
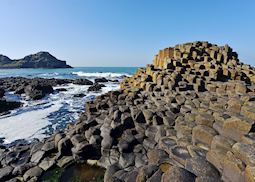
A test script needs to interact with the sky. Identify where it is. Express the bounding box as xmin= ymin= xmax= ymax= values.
xmin=0 ymin=0 xmax=254 ymax=67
